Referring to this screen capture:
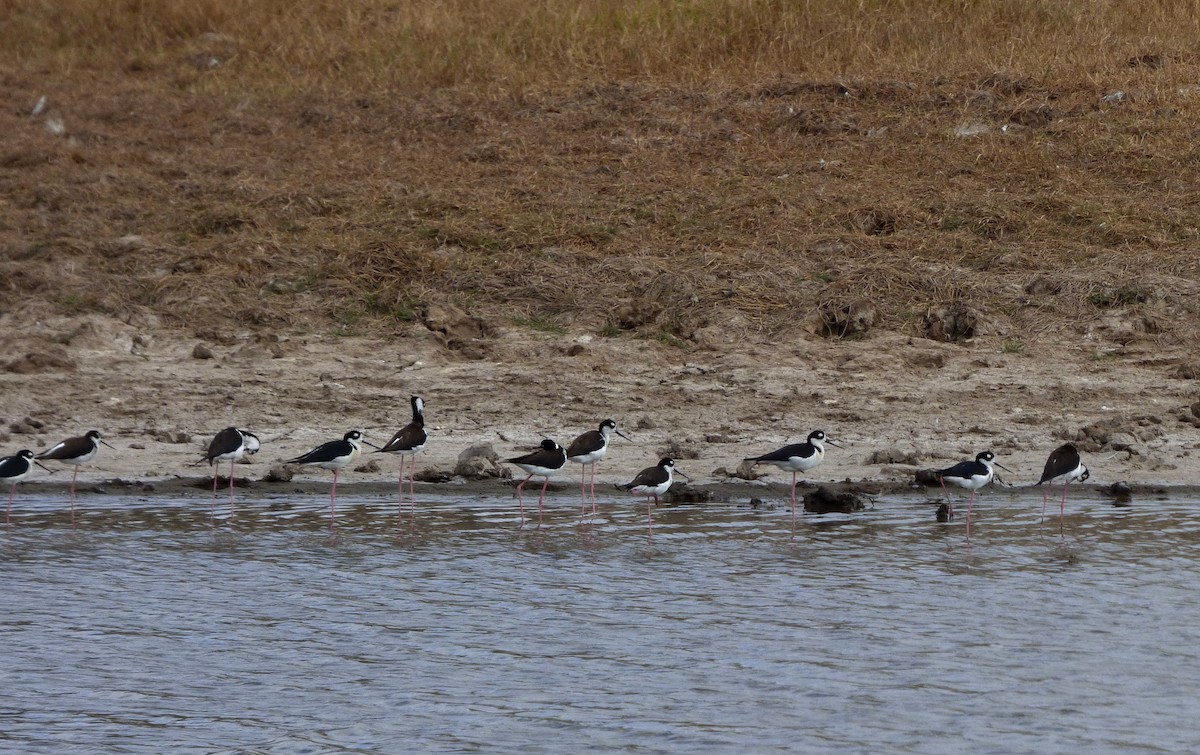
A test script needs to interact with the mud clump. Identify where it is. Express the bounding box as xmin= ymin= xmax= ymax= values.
xmin=922 ymin=302 xmax=980 ymax=343
xmin=264 ymin=465 xmax=294 ymax=483
xmin=1067 ymin=417 xmax=1162 ymax=454
xmin=192 ymin=343 xmax=215 ymax=359
xmin=422 ymin=303 xmax=493 ymax=357
xmin=813 ymin=298 xmax=876 ymax=339
xmin=612 ymin=298 xmax=661 ymax=330
xmin=454 ymin=443 xmax=500 ymax=479
xmin=1171 ymin=364 xmax=1200 ymax=380
xmin=9 ymin=416 xmax=46 ymax=434
xmin=413 ymin=466 xmax=453 ymax=483
xmin=803 ymin=485 xmax=868 ymax=513
xmin=914 ymin=468 xmax=942 ymax=486
xmin=659 ymin=438 xmax=701 ymax=460
xmin=664 ymin=484 xmax=711 ymax=504
xmin=865 ymin=447 xmax=923 ymax=465
xmin=734 ymin=459 xmax=764 ymax=480
xmin=5 ymin=348 xmax=77 ymax=374
xmin=149 ymin=429 xmax=192 ymax=444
